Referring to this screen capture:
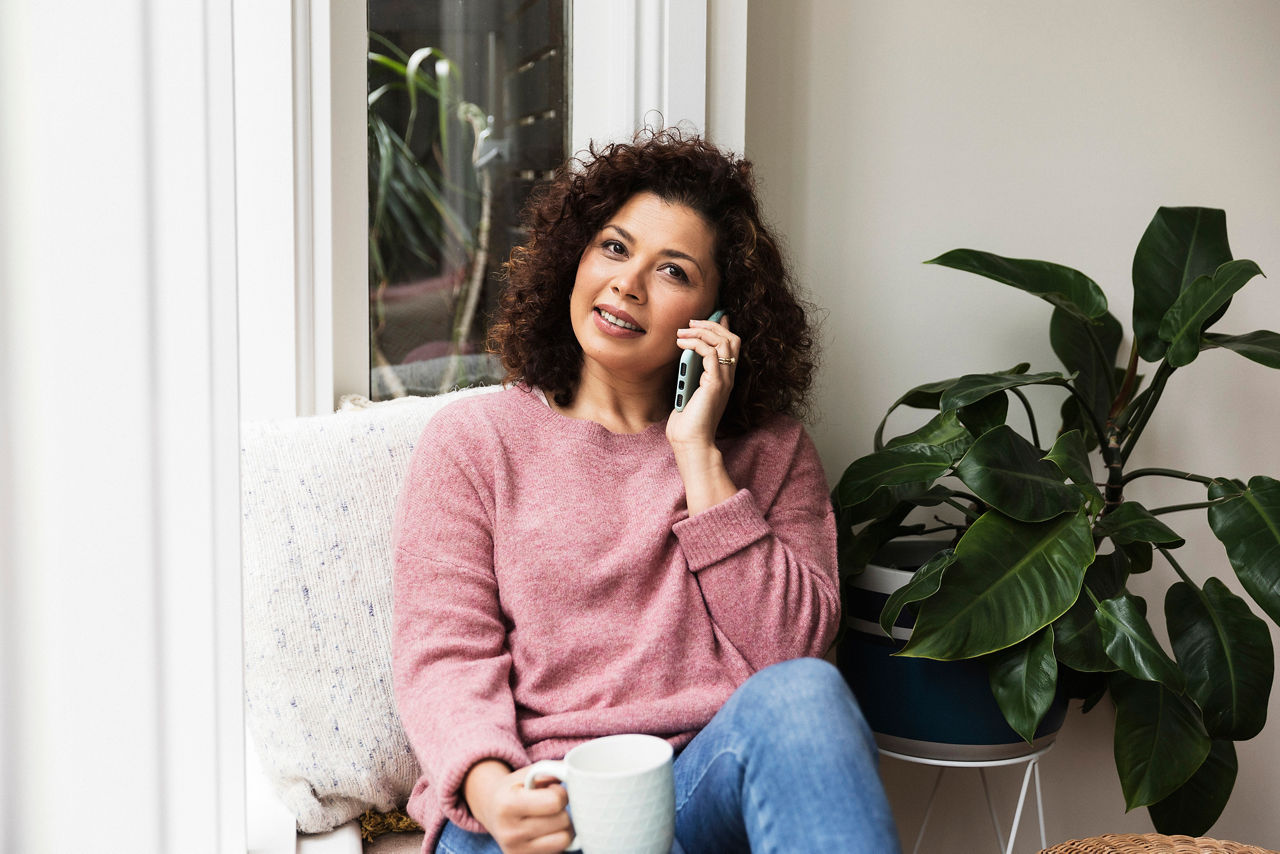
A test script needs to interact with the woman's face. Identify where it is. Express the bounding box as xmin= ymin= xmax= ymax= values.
xmin=569 ymin=191 xmax=720 ymax=387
